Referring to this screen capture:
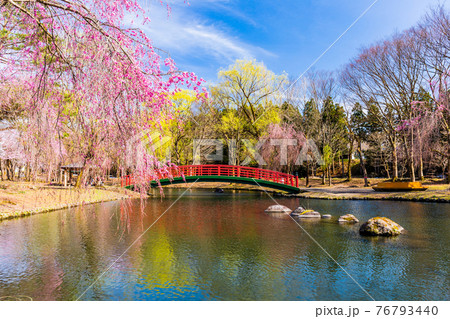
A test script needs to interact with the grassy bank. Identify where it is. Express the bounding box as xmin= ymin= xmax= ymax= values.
xmin=284 ymin=187 xmax=450 ymax=202
xmin=162 ymin=178 xmax=450 ymax=203
xmin=0 ymin=181 xmax=142 ymax=222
